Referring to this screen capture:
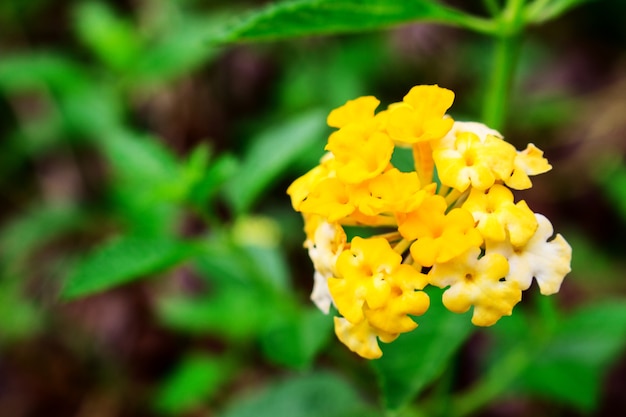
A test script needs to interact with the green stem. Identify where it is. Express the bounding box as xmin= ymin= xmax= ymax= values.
xmin=524 ymin=0 xmax=552 ymax=22
xmin=482 ymin=0 xmax=502 ymax=17
xmin=481 ymin=0 xmax=526 ymax=131
xmin=481 ymin=34 xmax=522 ymax=131
xmin=450 ymin=345 xmax=531 ymax=417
